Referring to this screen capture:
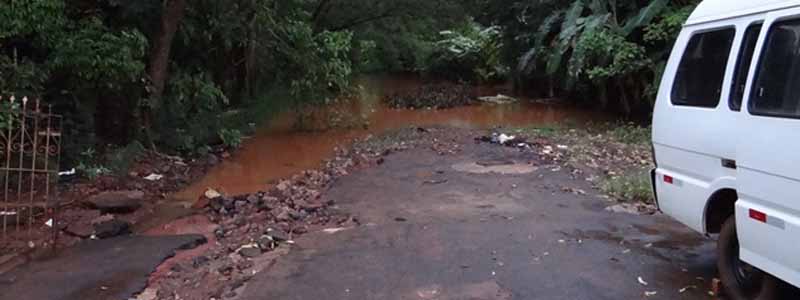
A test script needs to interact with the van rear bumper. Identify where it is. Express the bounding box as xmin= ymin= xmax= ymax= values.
xmin=650 ymin=168 xmax=660 ymax=211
